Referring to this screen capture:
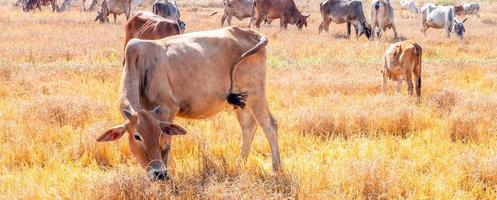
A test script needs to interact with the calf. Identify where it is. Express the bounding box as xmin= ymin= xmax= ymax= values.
xmin=124 ymin=11 xmax=181 ymax=47
xmin=249 ymin=0 xmax=310 ymax=29
xmin=152 ymin=0 xmax=186 ymax=33
xmin=382 ymin=40 xmax=422 ymax=97
xmin=95 ymin=0 xmax=131 ymax=23
xmin=318 ymin=0 xmax=371 ymax=39
xmin=455 ymin=3 xmax=480 ymax=17
xmin=422 ymin=5 xmax=467 ymax=39
xmin=370 ymin=0 xmax=399 ymax=40
xmin=400 ymin=0 xmax=418 ymax=18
